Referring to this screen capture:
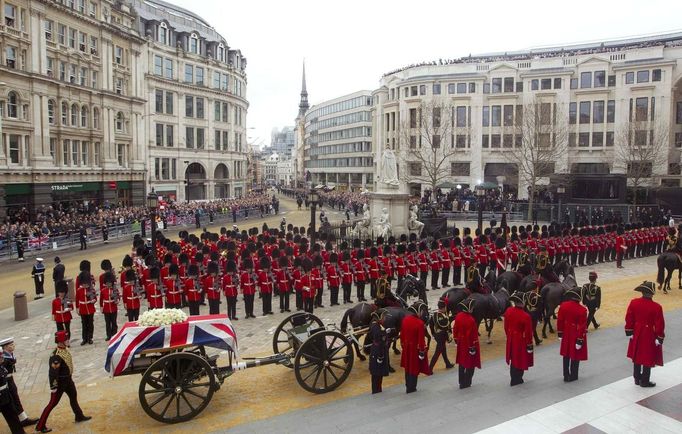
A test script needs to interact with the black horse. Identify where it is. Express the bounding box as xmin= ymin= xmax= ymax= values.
xmin=656 ymin=252 xmax=681 ymax=293
xmin=495 ymin=271 xmax=522 ymax=293
xmin=340 ymin=300 xmax=430 ymax=360
xmin=518 ymin=260 xmax=572 ymax=292
xmin=439 ymin=287 xmax=470 ymax=318
xmin=540 ymin=268 xmax=578 ymax=339
xmin=464 ymin=288 xmax=511 ymax=344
